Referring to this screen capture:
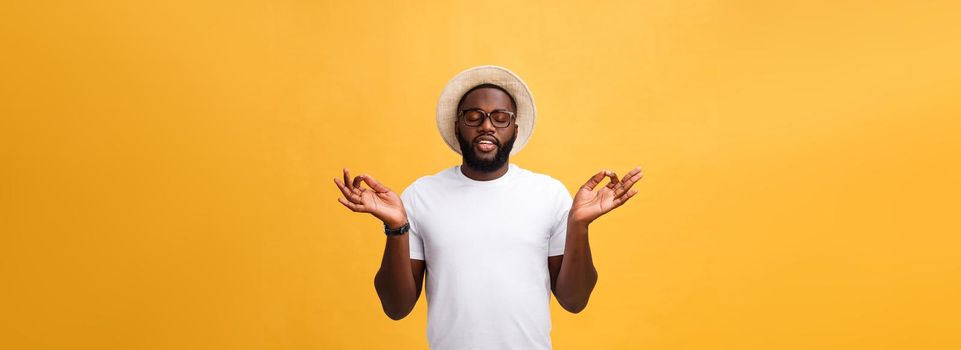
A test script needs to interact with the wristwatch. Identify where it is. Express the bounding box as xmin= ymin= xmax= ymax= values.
xmin=384 ymin=221 xmax=410 ymax=236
